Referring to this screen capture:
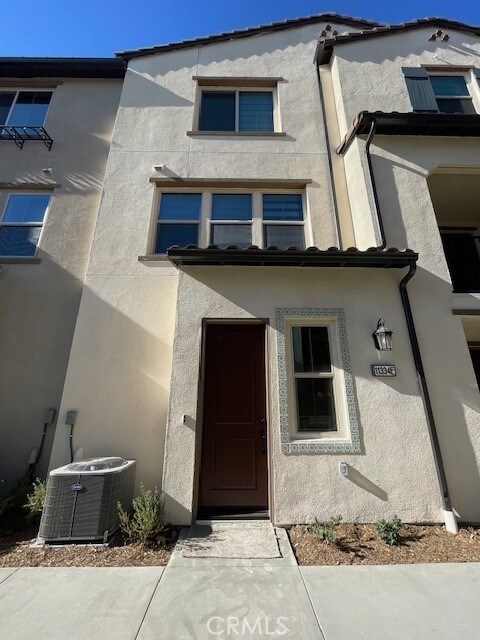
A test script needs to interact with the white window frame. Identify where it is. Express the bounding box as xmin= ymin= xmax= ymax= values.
xmin=151 ymin=188 xmax=308 ymax=254
xmin=0 ymin=89 xmax=53 ymax=127
xmin=194 ymin=86 xmax=280 ymax=132
xmin=0 ymin=192 xmax=51 ymax=258
xmin=427 ymin=71 xmax=477 ymax=114
xmin=284 ymin=316 xmax=350 ymax=442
